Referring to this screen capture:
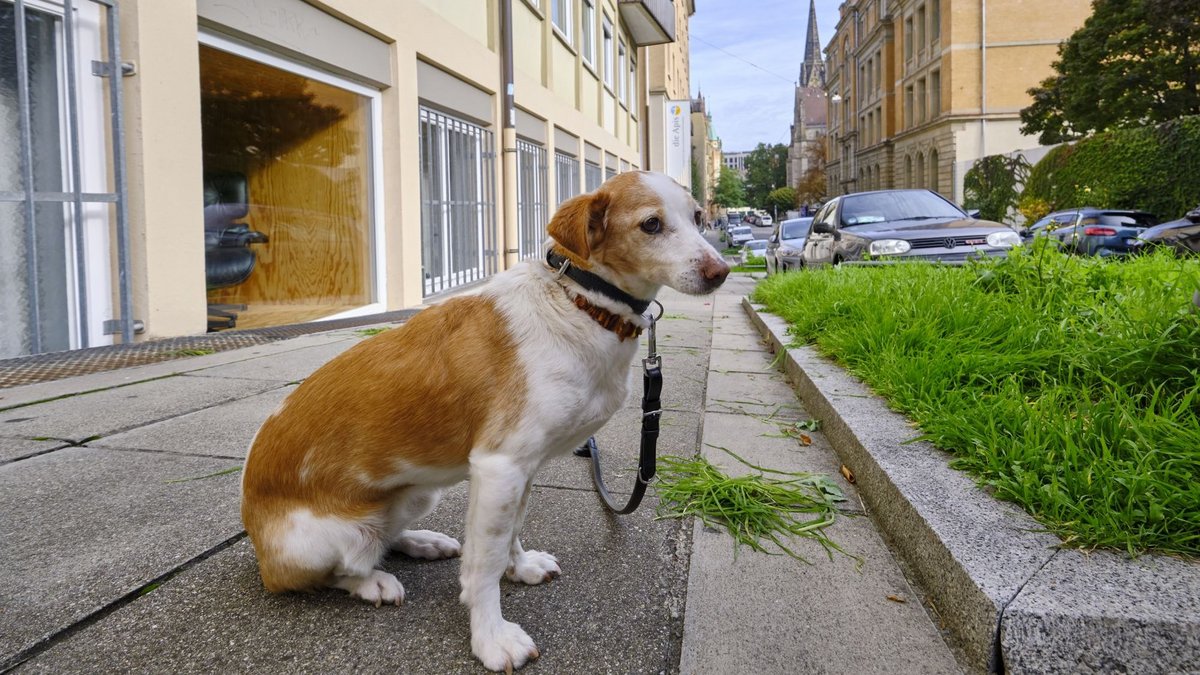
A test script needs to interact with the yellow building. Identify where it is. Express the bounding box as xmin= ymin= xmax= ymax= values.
xmin=689 ymin=93 xmax=722 ymax=220
xmin=824 ymin=0 xmax=1091 ymax=203
xmin=0 ymin=0 xmax=683 ymax=359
